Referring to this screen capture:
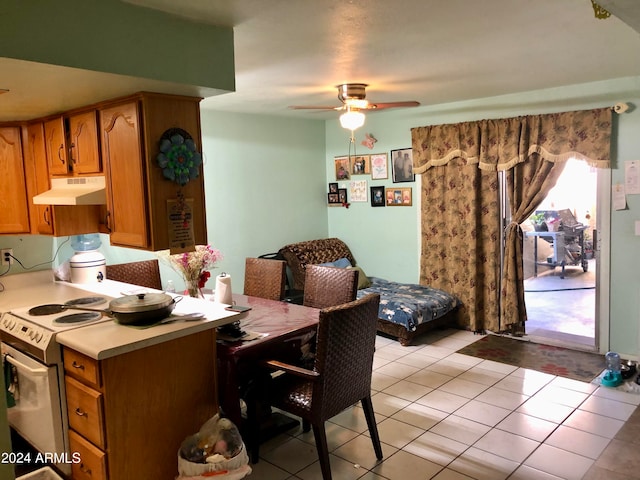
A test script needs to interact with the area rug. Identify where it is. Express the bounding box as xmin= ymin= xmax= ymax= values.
xmin=456 ymin=334 xmax=605 ymax=382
